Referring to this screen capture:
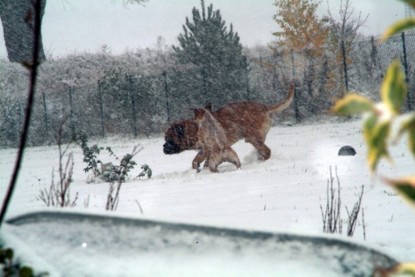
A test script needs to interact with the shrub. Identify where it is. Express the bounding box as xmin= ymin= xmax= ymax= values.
xmin=320 ymin=166 xmax=365 ymax=238
xmin=0 ymin=245 xmax=47 ymax=277
xmin=75 ymin=133 xmax=148 ymax=182
xmin=106 ymin=145 xmax=143 ymax=211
